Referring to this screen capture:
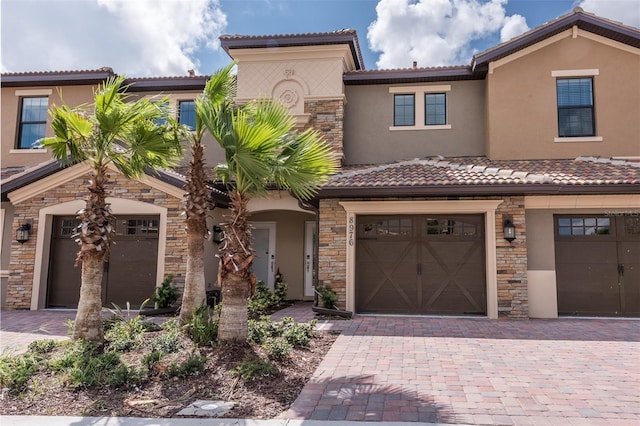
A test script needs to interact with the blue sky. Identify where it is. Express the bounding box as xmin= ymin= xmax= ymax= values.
xmin=2 ymin=0 xmax=639 ymax=76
